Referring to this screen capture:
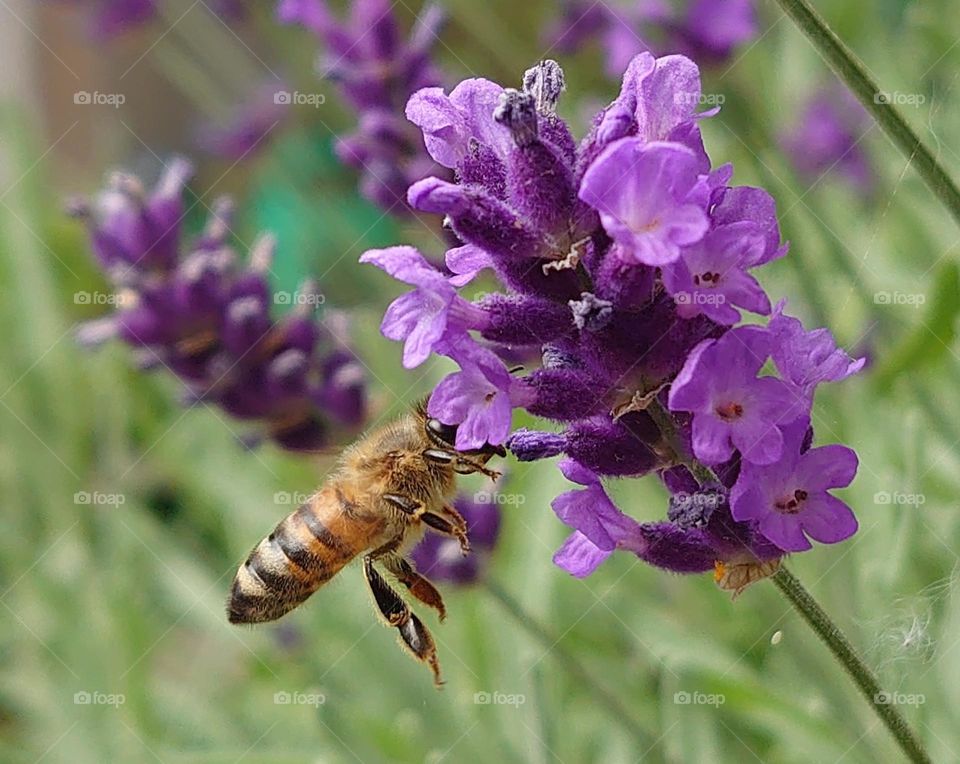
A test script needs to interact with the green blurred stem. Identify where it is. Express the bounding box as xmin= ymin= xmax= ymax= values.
xmin=772 ymin=0 xmax=960 ymax=230
xmin=771 ymin=567 xmax=931 ymax=764
xmin=483 ymin=580 xmax=651 ymax=747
